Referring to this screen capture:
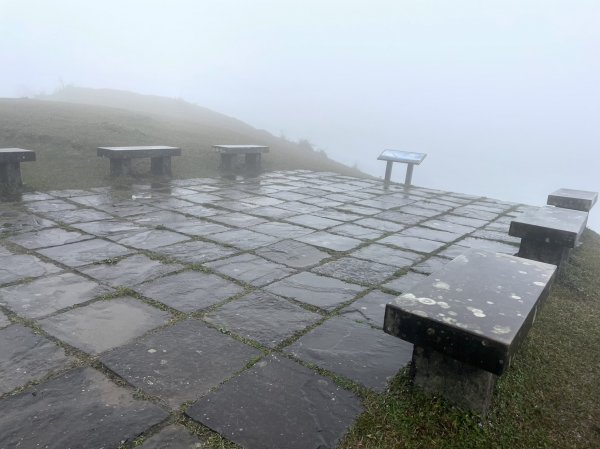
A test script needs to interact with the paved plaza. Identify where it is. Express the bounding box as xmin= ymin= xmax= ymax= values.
xmin=0 ymin=170 xmax=528 ymax=448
